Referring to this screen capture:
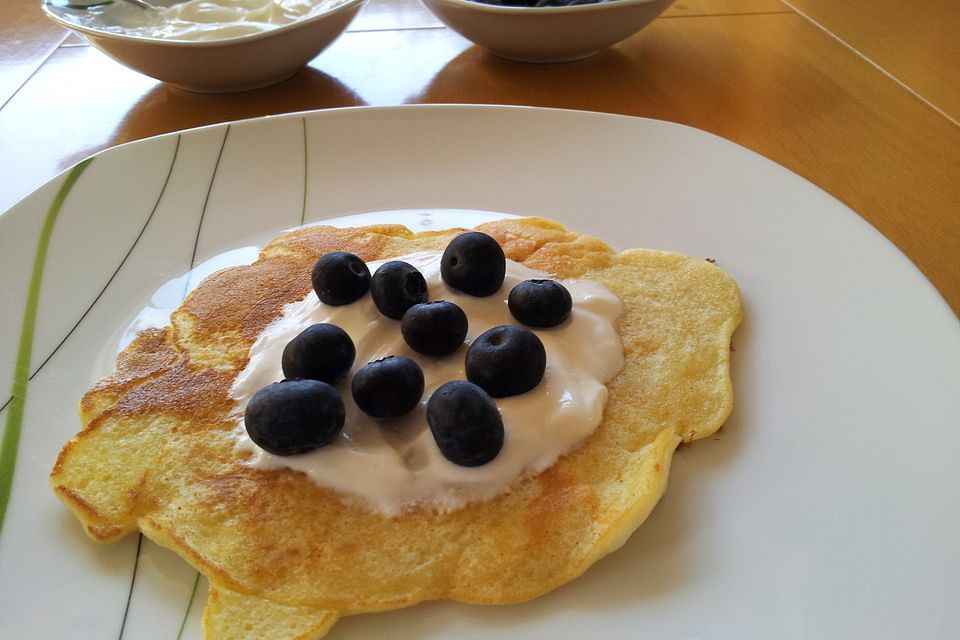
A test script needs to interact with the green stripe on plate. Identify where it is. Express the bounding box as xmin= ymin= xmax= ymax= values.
xmin=0 ymin=158 xmax=93 ymax=537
